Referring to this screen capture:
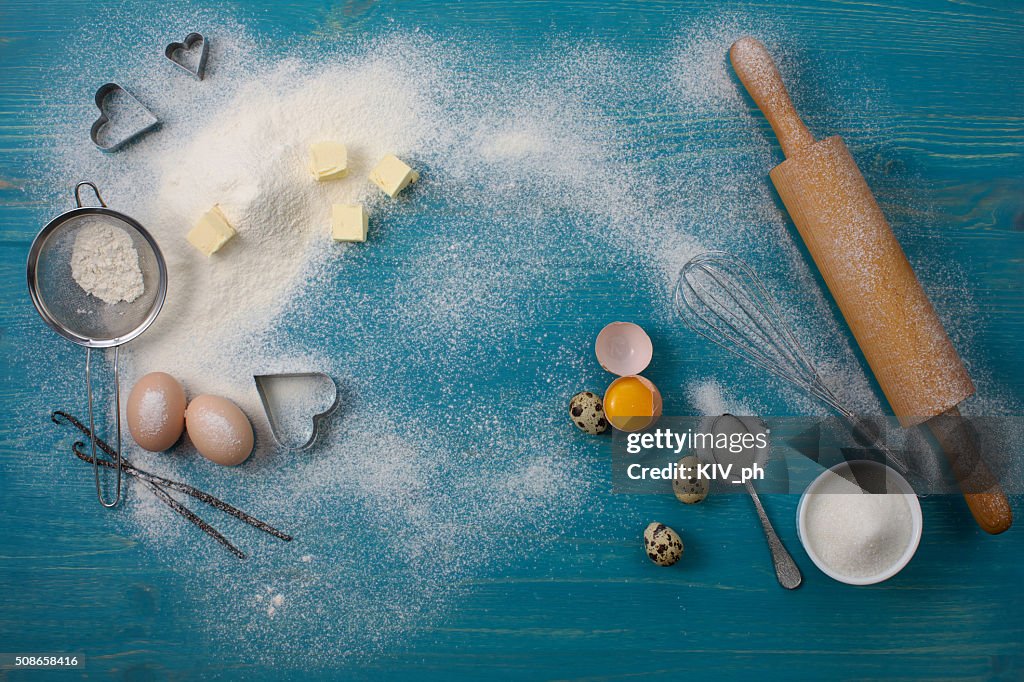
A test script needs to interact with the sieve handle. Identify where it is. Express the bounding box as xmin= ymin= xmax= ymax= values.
xmin=74 ymin=181 xmax=107 ymax=208
xmin=86 ymin=346 xmax=122 ymax=507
